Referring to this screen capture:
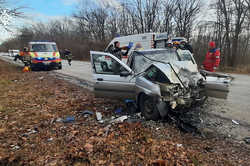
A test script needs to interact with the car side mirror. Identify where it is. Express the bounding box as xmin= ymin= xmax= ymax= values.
xmin=120 ymin=71 xmax=131 ymax=77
